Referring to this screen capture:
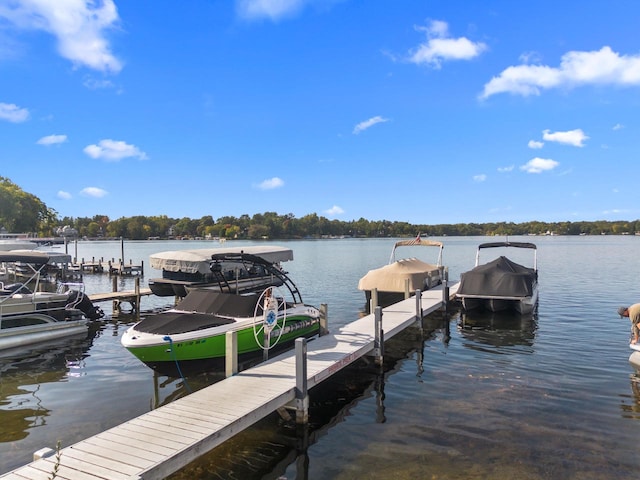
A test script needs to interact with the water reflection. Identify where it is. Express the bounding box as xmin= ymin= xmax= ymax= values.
xmin=0 ymin=323 xmax=100 ymax=443
xmin=457 ymin=310 xmax=538 ymax=350
xmin=621 ymin=374 xmax=640 ymax=420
